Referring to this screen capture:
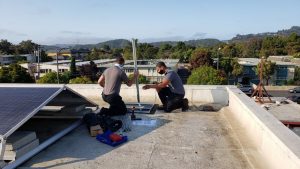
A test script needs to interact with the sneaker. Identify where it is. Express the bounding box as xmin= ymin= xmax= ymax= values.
xmin=182 ymin=98 xmax=189 ymax=112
